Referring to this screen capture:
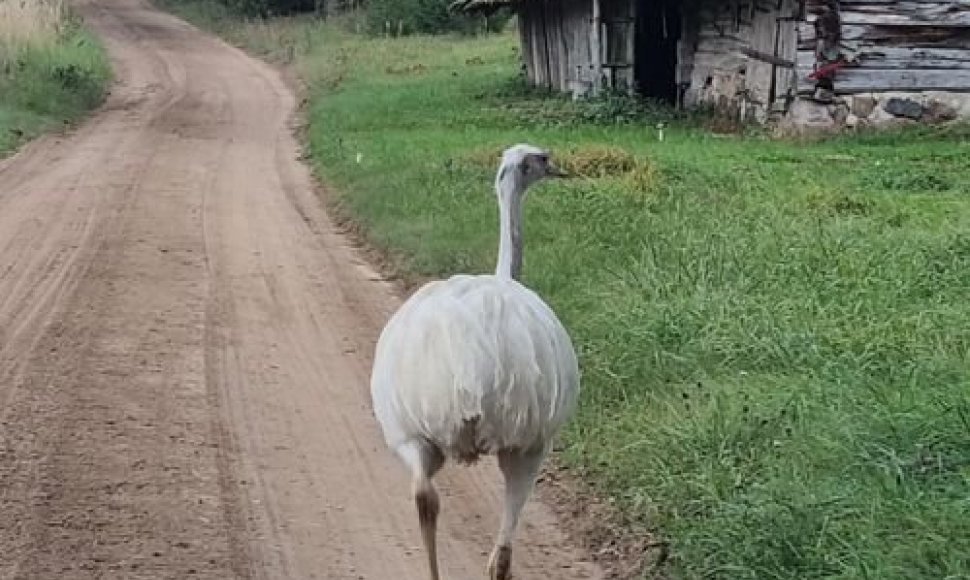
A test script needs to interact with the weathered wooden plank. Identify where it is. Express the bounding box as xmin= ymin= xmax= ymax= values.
xmin=677 ymin=10 xmax=700 ymax=88
xmin=839 ymin=10 xmax=970 ymax=27
xmin=800 ymin=24 xmax=970 ymax=50
xmin=518 ymin=4 xmax=536 ymax=85
xmin=589 ymin=0 xmax=603 ymax=93
xmin=855 ymin=54 xmax=970 ymax=69
xmin=747 ymin=1 xmax=780 ymax=107
xmin=839 ymin=1 xmax=970 ymax=15
xmin=797 ymin=46 xmax=970 ymax=69
xmin=695 ymin=33 xmax=752 ymax=53
xmin=535 ymin=2 xmax=549 ymax=87
xmin=625 ymin=0 xmax=636 ymax=91
xmin=566 ymin=0 xmax=593 ymax=91
xmin=546 ymin=0 xmax=563 ymax=90
xmin=839 ymin=1 xmax=970 ymax=4
xmin=555 ymin=0 xmax=568 ymax=91
xmin=533 ymin=4 xmax=548 ymax=87
xmin=775 ymin=0 xmax=799 ymax=104
xmin=797 ymin=67 xmax=815 ymax=93
xmin=855 ymin=45 xmax=970 ymax=60
xmin=799 ymin=67 xmax=970 ymax=92
xmin=743 ymin=47 xmax=796 ymax=67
